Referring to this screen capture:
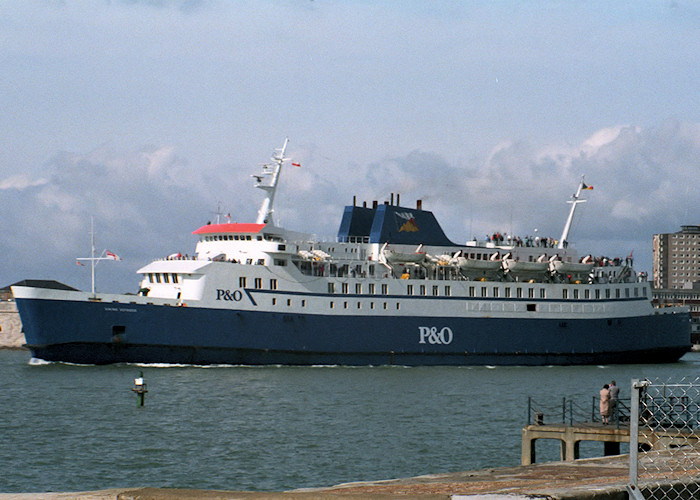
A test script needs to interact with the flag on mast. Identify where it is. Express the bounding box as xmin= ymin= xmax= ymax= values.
xmin=582 ymin=182 xmax=593 ymax=190
xmin=105 ymin=251 xmax=121 ymax=261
